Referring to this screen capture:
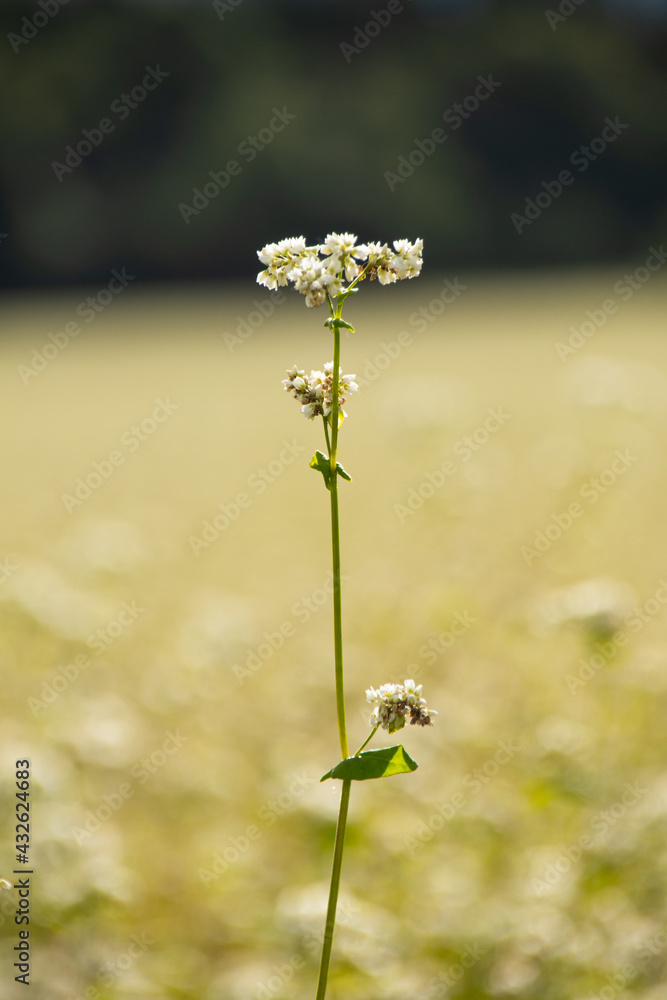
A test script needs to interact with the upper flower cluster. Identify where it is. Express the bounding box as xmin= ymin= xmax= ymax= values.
xmin=257 ymin=233 xmax=423 ymax=307
xmin=282 ymin=363 xmax=358 ymax=420
xmin=366 ymin=679 xmax=437 ymax=734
